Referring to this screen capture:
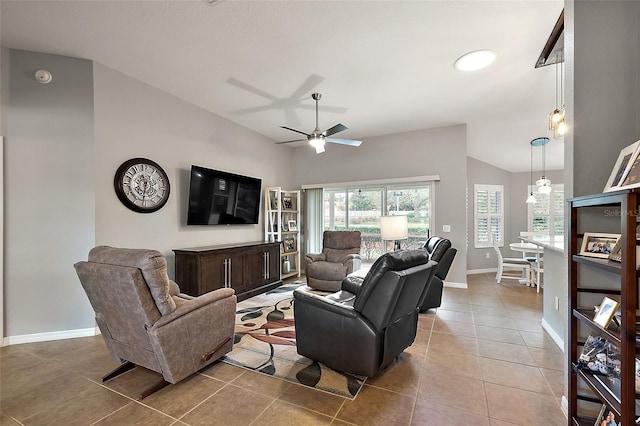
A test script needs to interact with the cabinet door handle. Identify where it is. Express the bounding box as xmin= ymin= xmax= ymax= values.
xmin=223 ymin=259 xmax=228 ymax=288
xmin=227 ymin=258 xmax=232 ymax=288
